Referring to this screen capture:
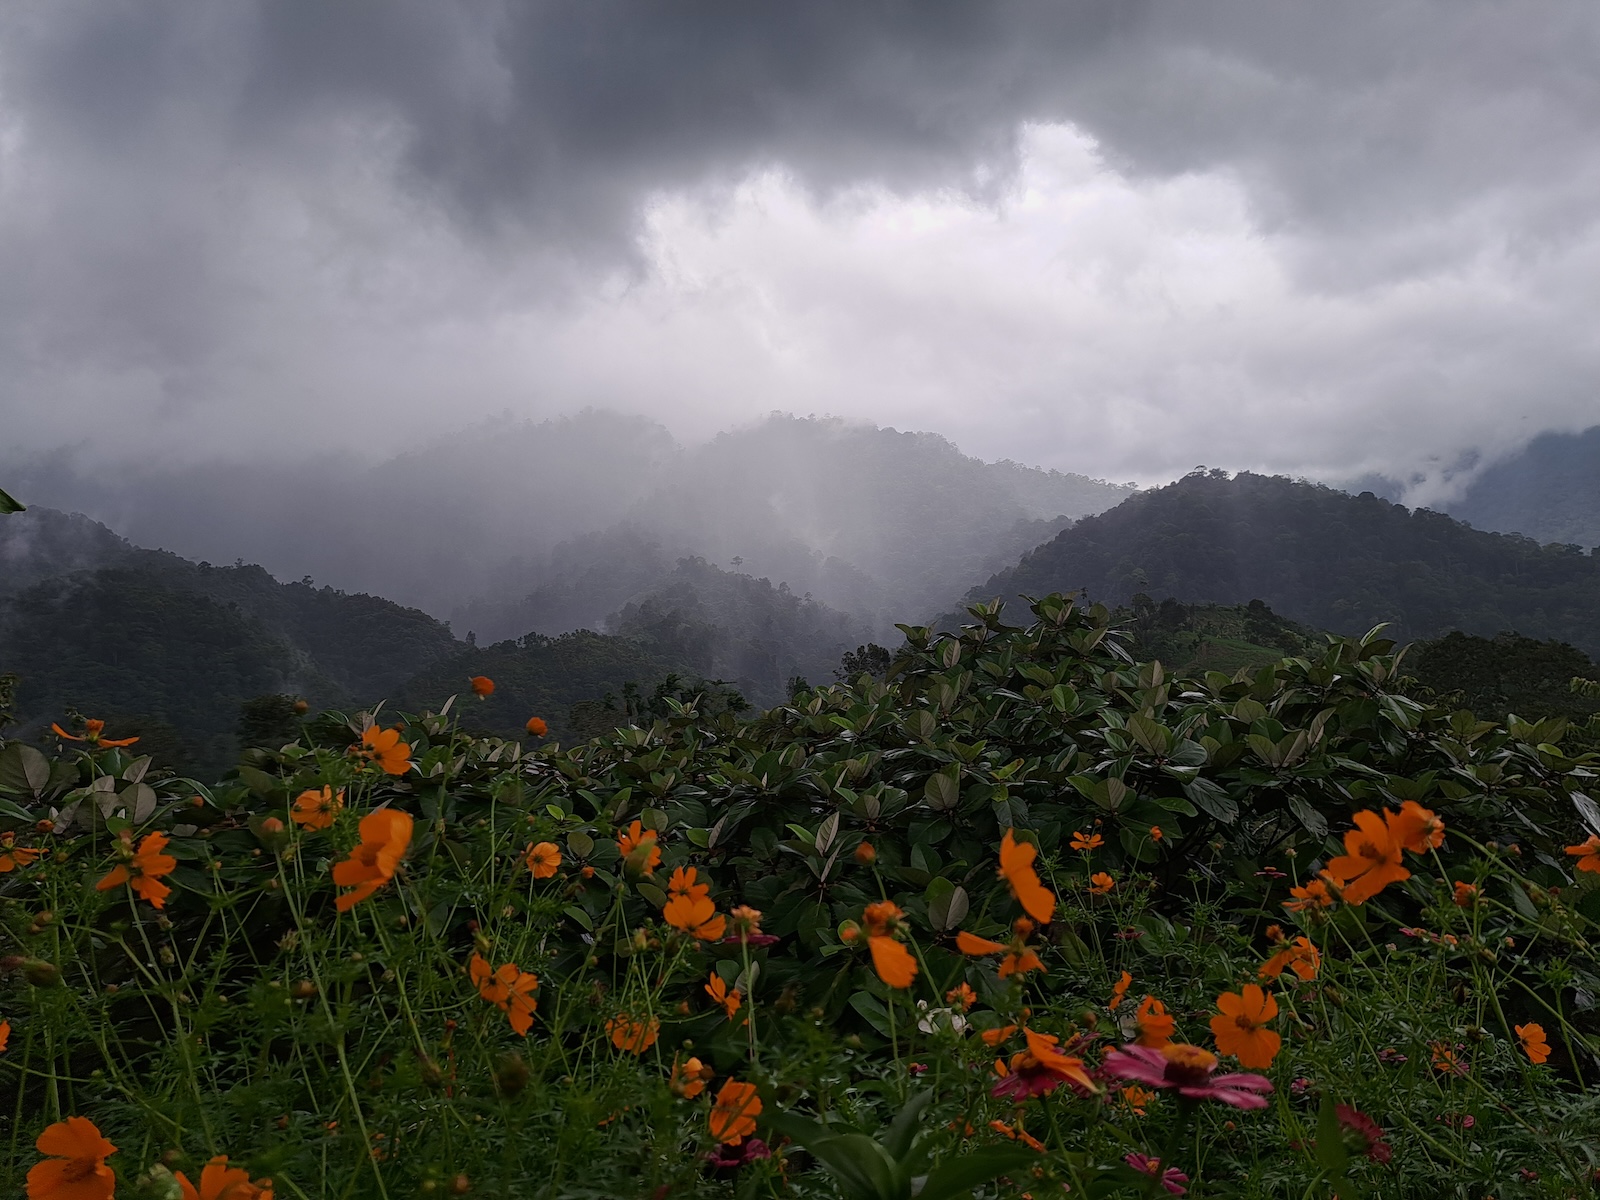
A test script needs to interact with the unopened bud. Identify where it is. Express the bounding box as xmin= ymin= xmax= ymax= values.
xmin=853 ymin=842 xmax=876 ymax=866
xmin=838 ymin=919 xmax=862 ymax=944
